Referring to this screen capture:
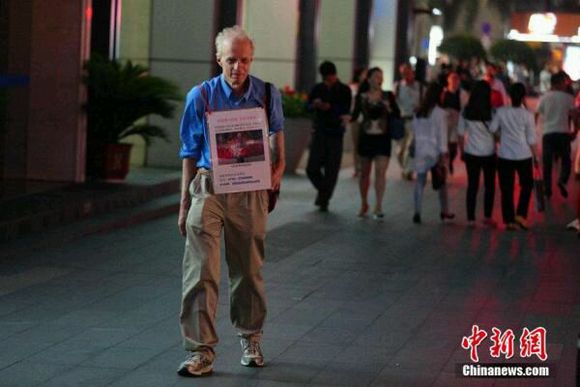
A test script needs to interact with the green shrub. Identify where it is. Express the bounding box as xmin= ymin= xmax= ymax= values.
xmin=490 ymin=39 xmax=537 ymax=71
xmin=439 ymin=34 xmax=487 ymax=61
